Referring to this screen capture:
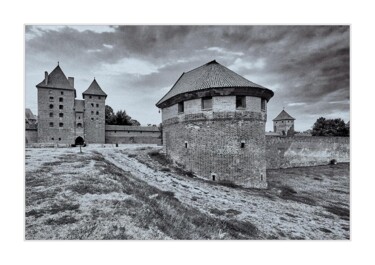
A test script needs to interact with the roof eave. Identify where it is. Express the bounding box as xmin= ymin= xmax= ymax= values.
xmin=156 ymin=86 xmax=274 ymax=109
